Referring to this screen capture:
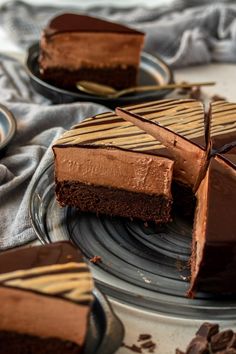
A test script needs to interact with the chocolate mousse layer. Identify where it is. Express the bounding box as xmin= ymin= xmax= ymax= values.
xmin=39 ymin=13 xmax=144 ymax=90
xmin=0 ymin=242 xmax=93 ymax=353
